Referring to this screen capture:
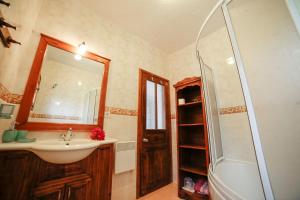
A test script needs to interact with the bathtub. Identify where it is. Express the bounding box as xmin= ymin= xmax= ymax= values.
xmin=208 ymin=159 xmax=265 ymax=200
